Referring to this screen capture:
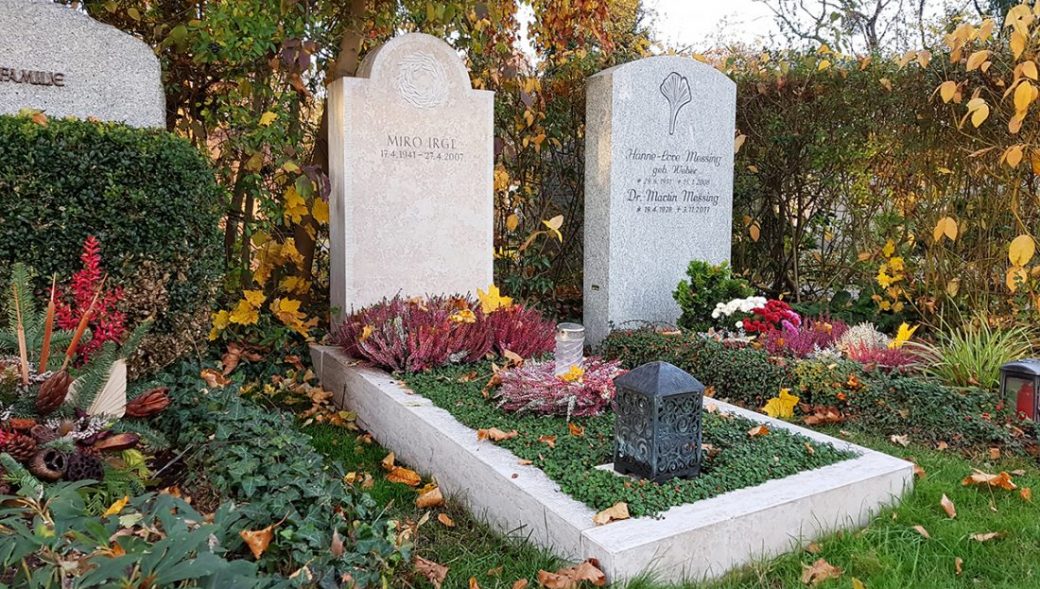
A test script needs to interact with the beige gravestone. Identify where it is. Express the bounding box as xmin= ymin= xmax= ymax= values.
xmin=0 ymin=0 xmax=164 ymax=127
xmin=327 ymin=33 xmax=494 ymax=318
